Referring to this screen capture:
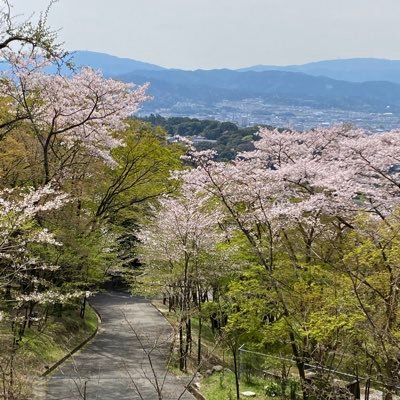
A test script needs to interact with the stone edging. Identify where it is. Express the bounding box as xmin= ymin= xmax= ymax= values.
xmin=41 ymin=302 xmax=102 ymax=377
xmin=151 ymin=299 xmax=174 ymax=328
xmin=188 ymin=385 xmax=207 ymax=400
xmin=152 ymin=301 xmax=210 ymax=400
